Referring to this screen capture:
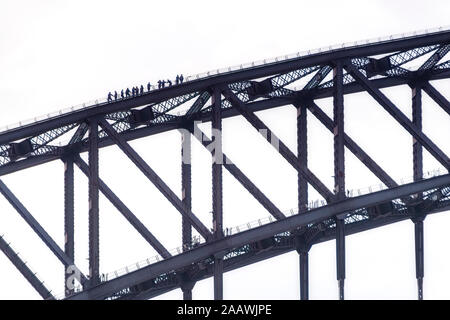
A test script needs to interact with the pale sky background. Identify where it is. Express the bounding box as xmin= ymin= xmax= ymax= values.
xmin=0 ymin=0 xmax=450 ymax=300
